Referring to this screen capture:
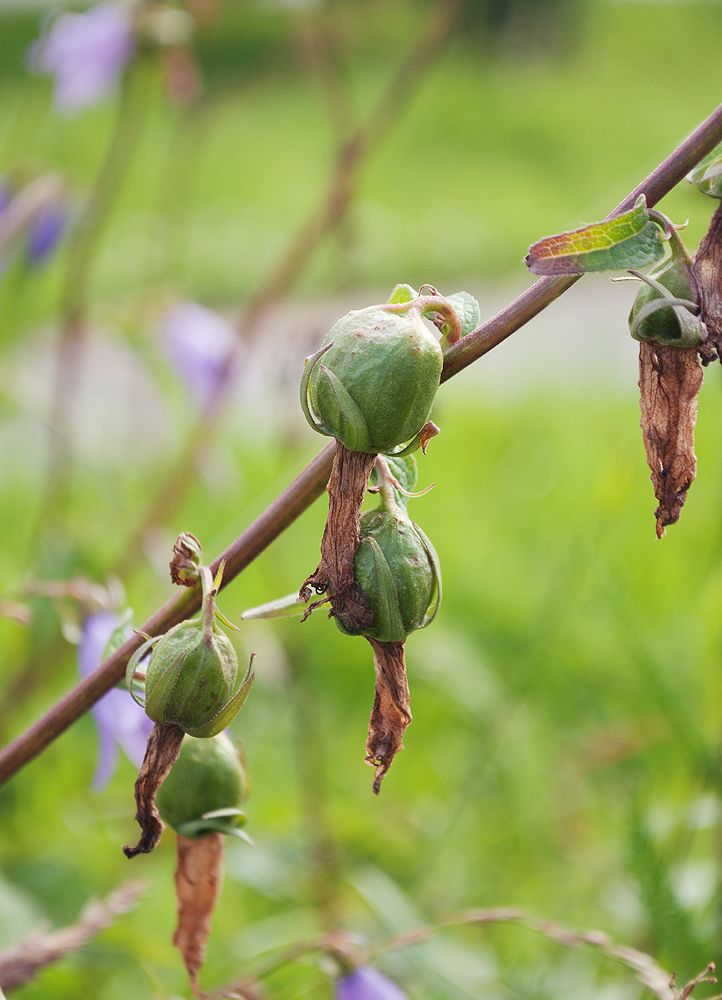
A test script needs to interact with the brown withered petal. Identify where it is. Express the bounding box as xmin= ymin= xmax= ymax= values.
xmin=638 ymin=342 xmax=703 ymax=538
xmin=693 ymin=202 xmax=722 ymax=361
xmin=365 ymin=638 xmax=412 ymax=794
xmin=123 ymin=723 xmax=185 ymax=858
xmin=173 ymin=833 xmax=224 ymax=997
xmin=170 ymin=532 xmax=203 ymax=588
xmin=300 ymin=443 xmax=375 ymax=632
